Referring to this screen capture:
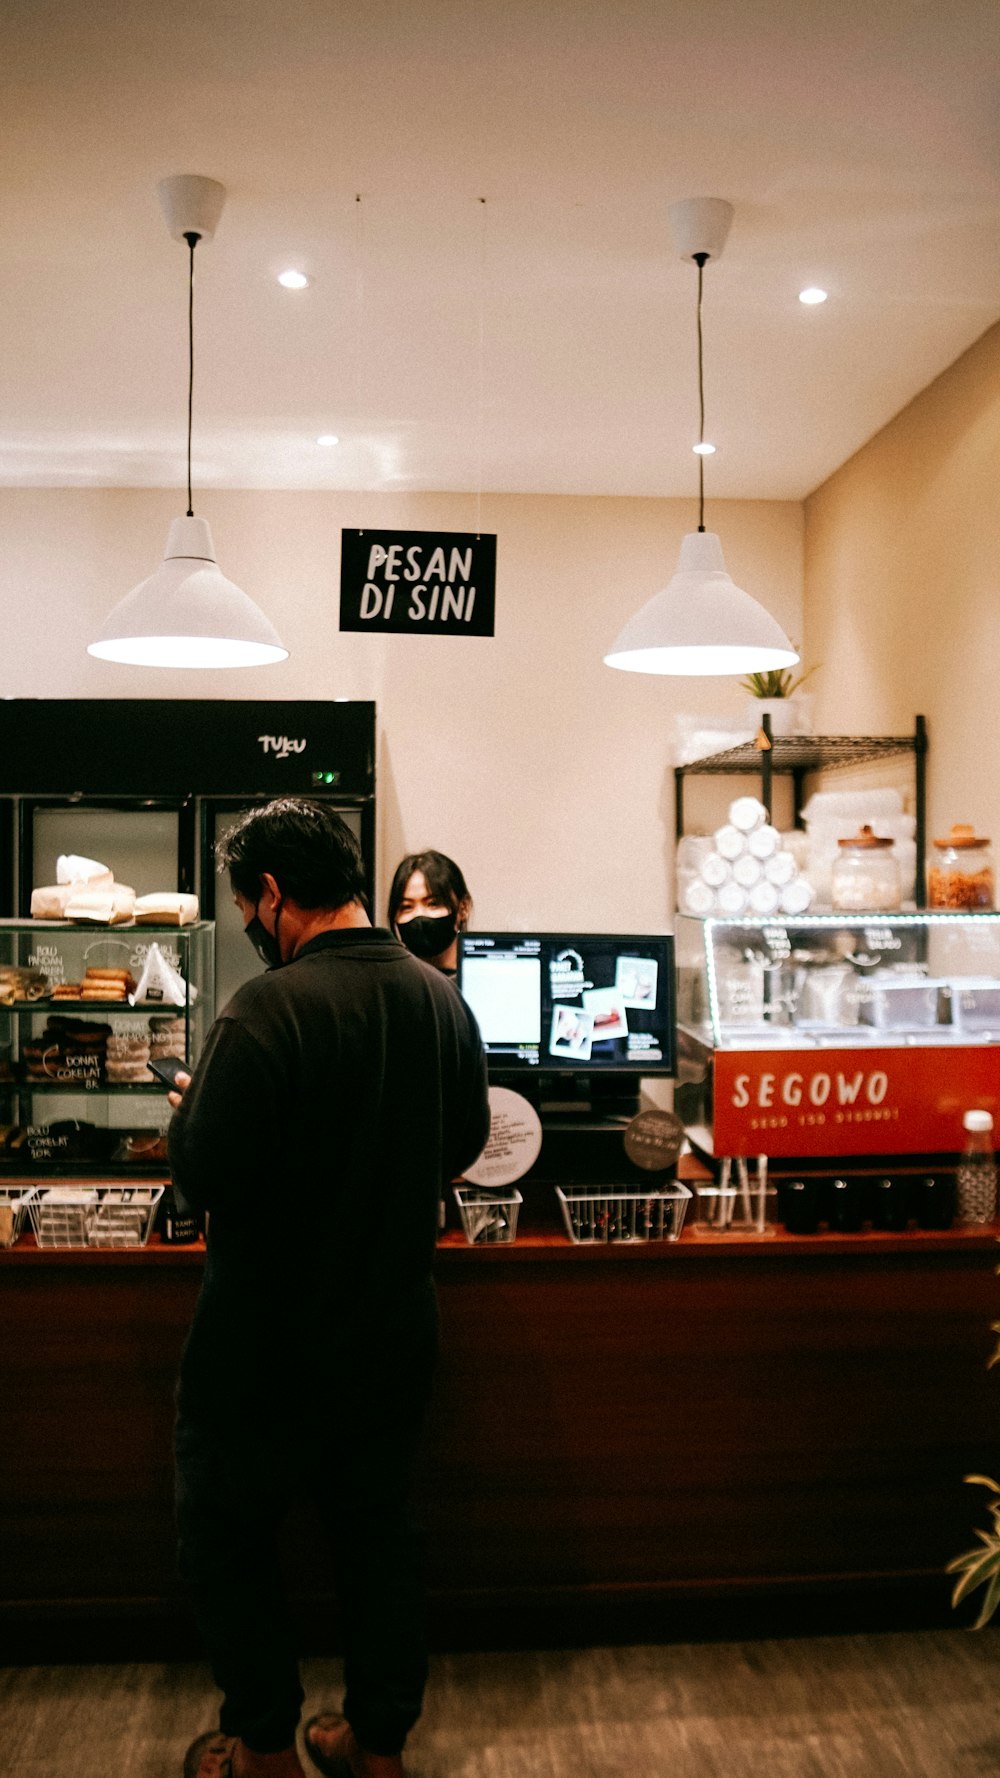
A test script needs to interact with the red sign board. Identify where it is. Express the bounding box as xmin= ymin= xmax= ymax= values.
xmin=713 ymin=1045 xmax=1000 ymax=1156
